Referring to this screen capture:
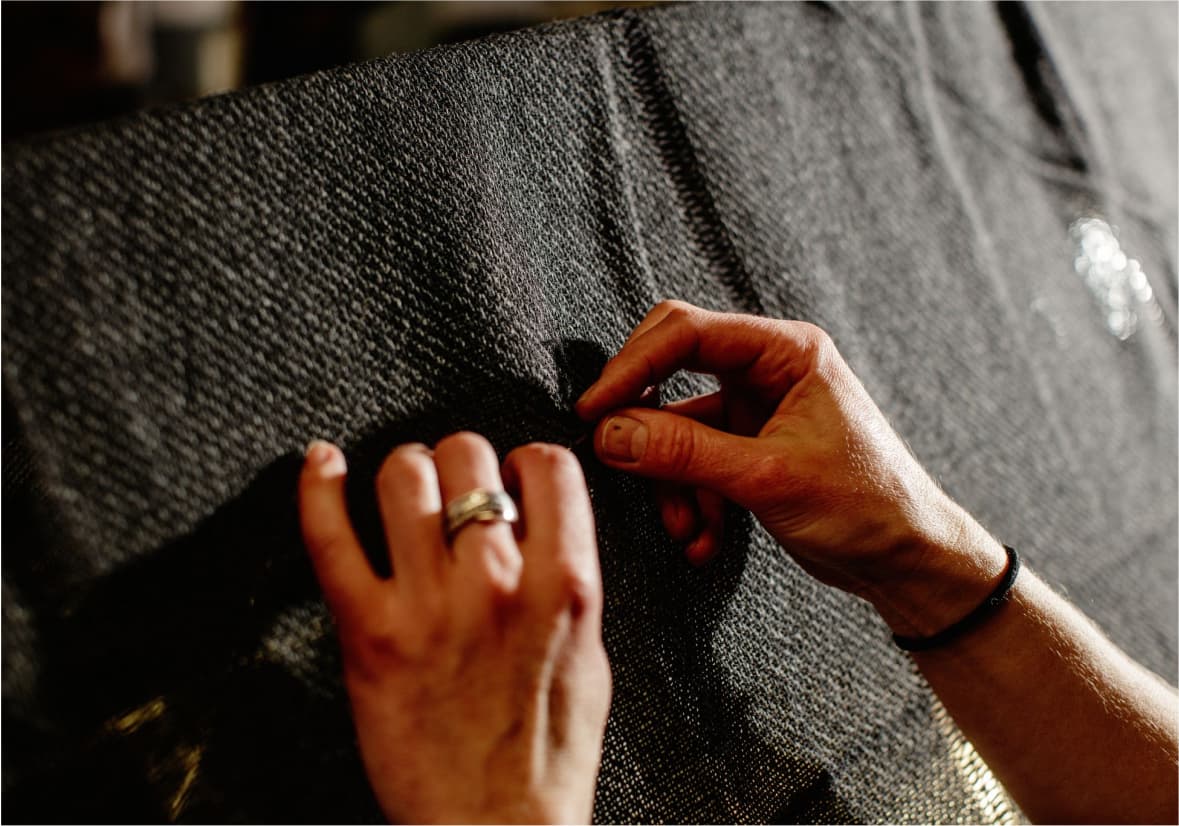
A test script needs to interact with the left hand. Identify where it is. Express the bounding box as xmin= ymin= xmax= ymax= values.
xmin=298 ymin=433 xmax=611 ymax=824
xmin=575 ymin=301 xmax=1005 ymax=636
